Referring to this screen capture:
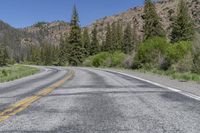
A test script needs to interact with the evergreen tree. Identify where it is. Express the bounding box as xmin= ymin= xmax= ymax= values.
xmin=123 ymin=24 xmax=133 ymax=54
xmin=111 ymin=22 xmax=118 ymax=51
xmin=90 ymin=25 xmax=100 ymax=55
xmin=116 ymin=21 xmax=123 ymax=51
xmin=143 ymin=0 xmax=165 ymax=40
xmin=104 ymin=24 xmax=113 ymax=52
xmin=68 ymin=5 xmax=85 ymax=66
xmin=30 ymin=46 xmax=41 ymax=65
xmin=81 ymin=28 xmax=91 ymax=57
xmin=0 ymin=45 xmax=8 ymax=66
xmin=171 ymin=0 xmax=194 ymax=42
xmin=58 ymin=35 xmax=68 ymax=66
